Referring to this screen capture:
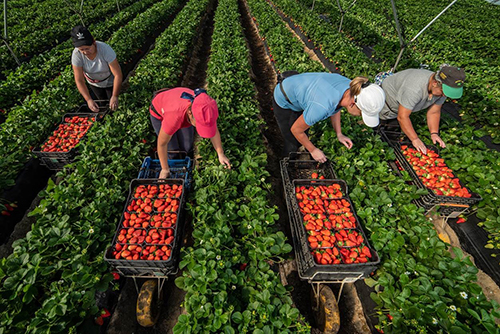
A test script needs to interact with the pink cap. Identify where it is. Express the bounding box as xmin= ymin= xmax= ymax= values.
xmin=191 ymin=93 xmax=218 ymax=138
